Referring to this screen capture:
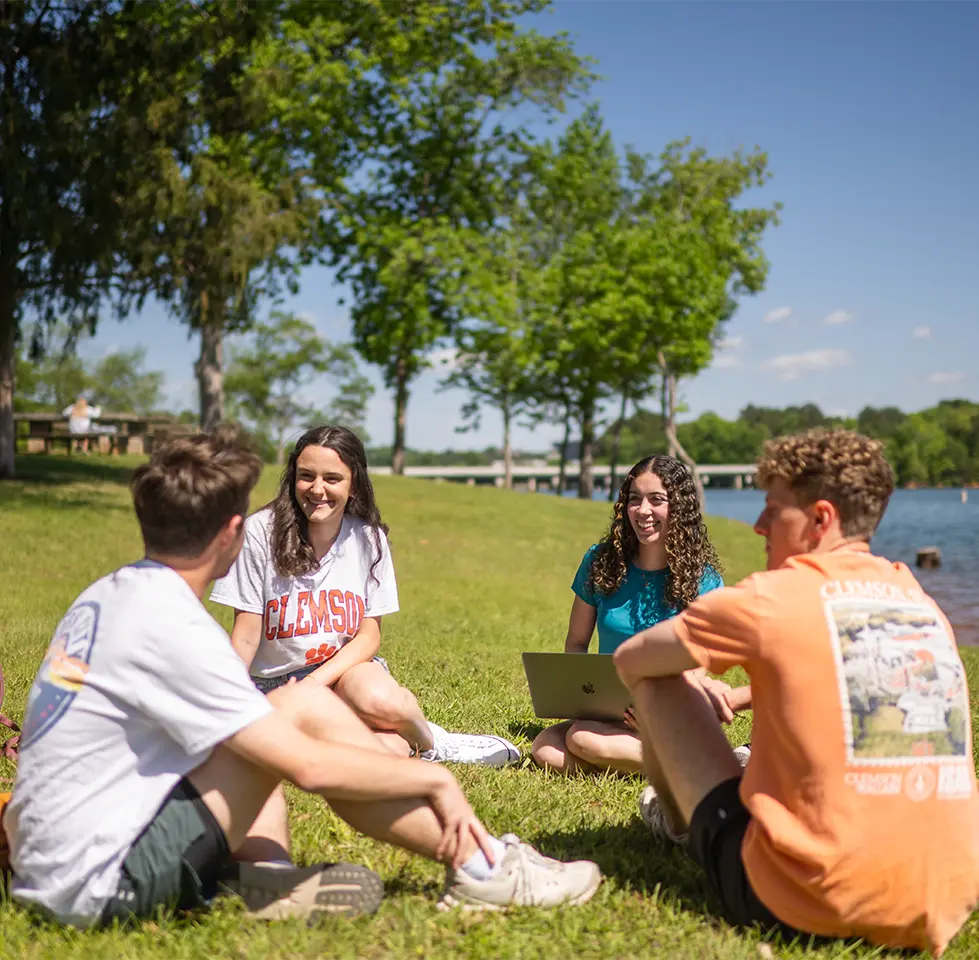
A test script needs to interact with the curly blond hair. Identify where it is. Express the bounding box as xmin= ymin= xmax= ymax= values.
xmin=588 ymin=456 xmax=722 ymax=609
xmin=756 ymin=429 xmax=895 ymax=539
